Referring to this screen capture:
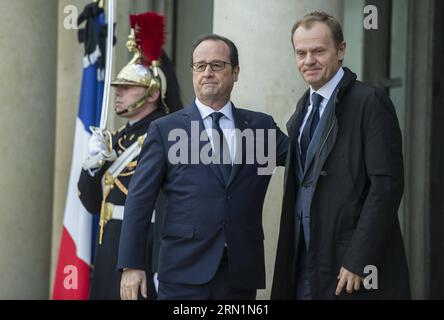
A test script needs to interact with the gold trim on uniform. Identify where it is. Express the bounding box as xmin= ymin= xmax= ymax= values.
xmin=103 ymin=202 xmax=114 ymax=222
xmin=104 ymin=171 xmax=114 ymax=186
xmin=127 ymin=160 xmax=137 ymax=168
xmin=118 ymin=171 xmax=135 ymax=177
xmin=138 ymin=135 xmax=145 ymax=147
xmin=118 ymin=137 xmax=127 ymax=151
xmin=114 ymin=178 xmax=128 ymax=195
